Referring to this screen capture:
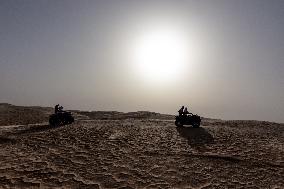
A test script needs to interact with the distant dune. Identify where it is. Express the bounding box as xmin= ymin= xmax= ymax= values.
xmin=0 ymin=104 xmax=283 ymax=188
xmin=0 ymin=103 xmax=221 ymax=127
xmin=75 ymin=110 xmax=175 ymax=120
xmin=0 ymin=103 xmax=53 ymax=126
xmin=0 ymin=104 xmax=175 ymax=126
